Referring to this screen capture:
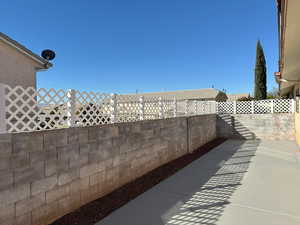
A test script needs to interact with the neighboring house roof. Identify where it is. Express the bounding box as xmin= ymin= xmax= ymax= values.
xmin=0 ymin=32 xmax=52 ymax=69
xmin=227 ymin=93 xmax=249 ymax=101
xmin=119 ymin=88 xmax=227 ymax=101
